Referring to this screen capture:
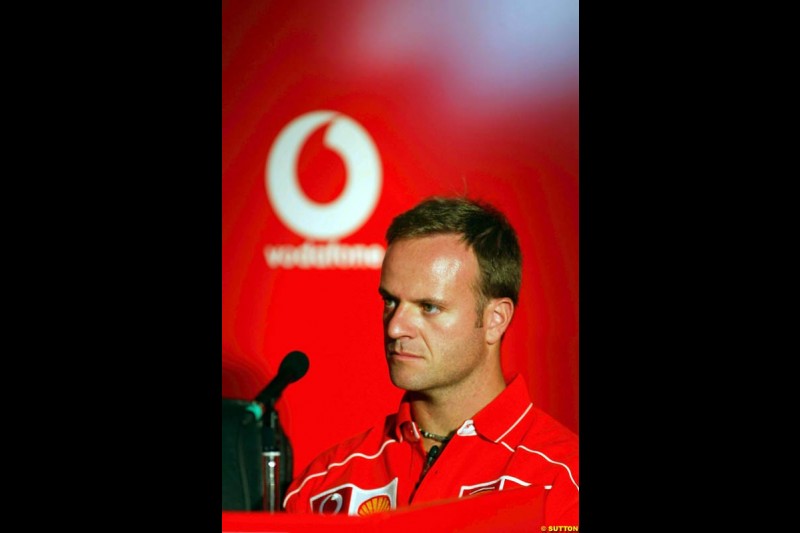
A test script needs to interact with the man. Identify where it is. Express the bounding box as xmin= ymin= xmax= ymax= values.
xmin=283 ymin=197 xmax=579 ymax=524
